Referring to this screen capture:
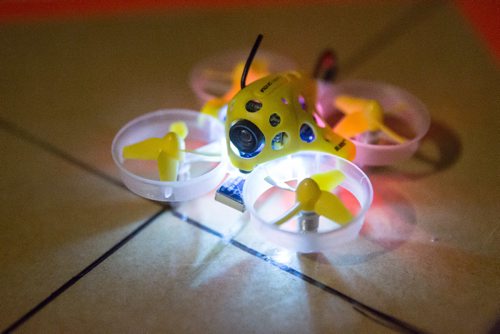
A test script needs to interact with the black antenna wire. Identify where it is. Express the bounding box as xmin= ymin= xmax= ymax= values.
xmin=241 ymin=34 xmax=264 ymax=89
